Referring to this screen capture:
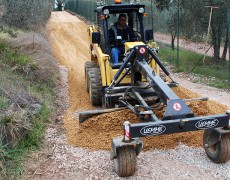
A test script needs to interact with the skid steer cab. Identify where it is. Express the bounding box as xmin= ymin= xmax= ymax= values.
xmin=83 ymin=0 xmax=230 ymax=177
xmin=86 ymin=1 xmax=159 ymax=107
